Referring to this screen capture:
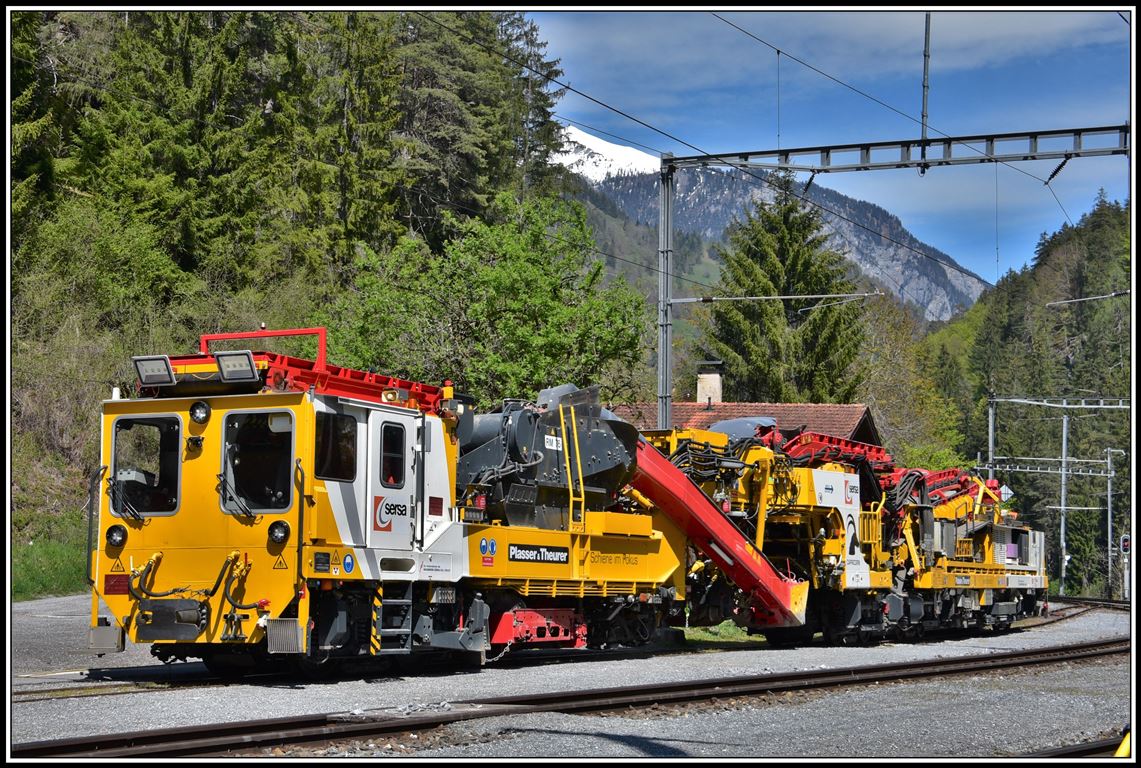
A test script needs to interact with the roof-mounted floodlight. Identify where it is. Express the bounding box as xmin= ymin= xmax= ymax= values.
xmin=132 ymin=355 xmax=177 ymax=387
xmin=214 ymin=350 xmax=259 ymax=382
